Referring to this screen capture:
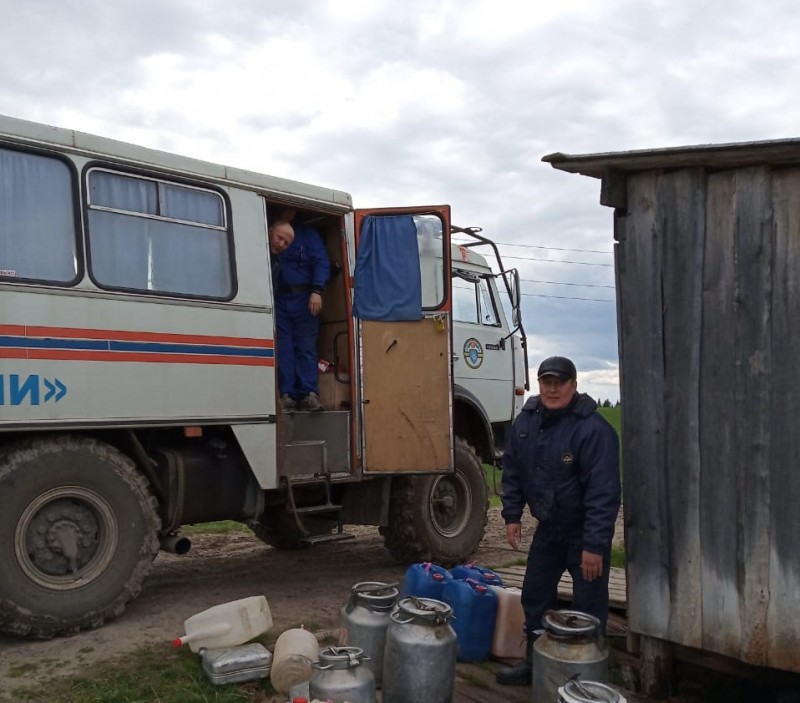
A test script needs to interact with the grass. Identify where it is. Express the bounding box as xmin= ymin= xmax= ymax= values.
xmin=8 ymin=643 xmax=272 ymax=702
xmin=181 ymin=520 xmax=252 ymax=535
xmin=597 ymin=405 xmax=621 ymax=435
xmin=482 ymin=463 xmax=503 ymax=507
